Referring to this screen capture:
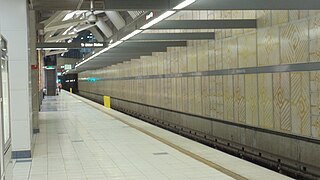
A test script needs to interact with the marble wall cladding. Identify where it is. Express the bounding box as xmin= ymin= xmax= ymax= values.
xmin=257 ymin=27 xmax=280 ymax=66
xmin=171 ymin=78 xmax=177 ymax=110
xmin=272 ymin=10 xmax=289 ymax=25
xmin=291 ymin=72 xmax=311 ymax=137
xmin=238 ymin=32 xmax=257 ymax=68
xmin=215 ymin=40 xmax=223 ymax=70
xmin=216 ymin=76 xmax=224 ymax=119
xmin=187 ymin=41 xmax=197 ymax=72
xmin=176 ymin=78 xmax=182 ymax=112
xmin=309 ymin=16 xmax=320 ymax=62
xmin=289 ymin=10 xmax=300 ymax=21
xmin=209 ymin=76 xmax=217 ymax=118
xmin=310 ymin=72 xmax=320 ymax=138
xmin=201 ymin=76 xmax=210 ymax=117
xmin=258 ymin=73 xmax=274 ymax=129
xmin=197 ymin=40 xmax=209 ymax=72
xmin=280 ymin=21 xmax=309 ymax=64
xmin=78 ymin=11 xmax=320 ymax=140
xmin=223 ymin=75 xmax=234 ymax=121
xmin=181 ymin=77 xmax=189 ymax=113
xmin=257 ymin=10 xmax=272 ymax=28
xmin=222 ymin=37 xmax=238 ymax=69
xmin=208 ymin=40 xmax=216 ymax=70
xmin=188 ymin=77 xmax=195 ymax=114
xmin=245 ymin=74 xmax=258 ymax=126
xmin=179 ymin=47 xmax=188 ymax=73
xmin=234 ymin=75 xmax=246 ymax=124
xmin=273 ymin=73 xmax=291 ymax=132
xmin=195 ymin=77 xmax=202 ymax=115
